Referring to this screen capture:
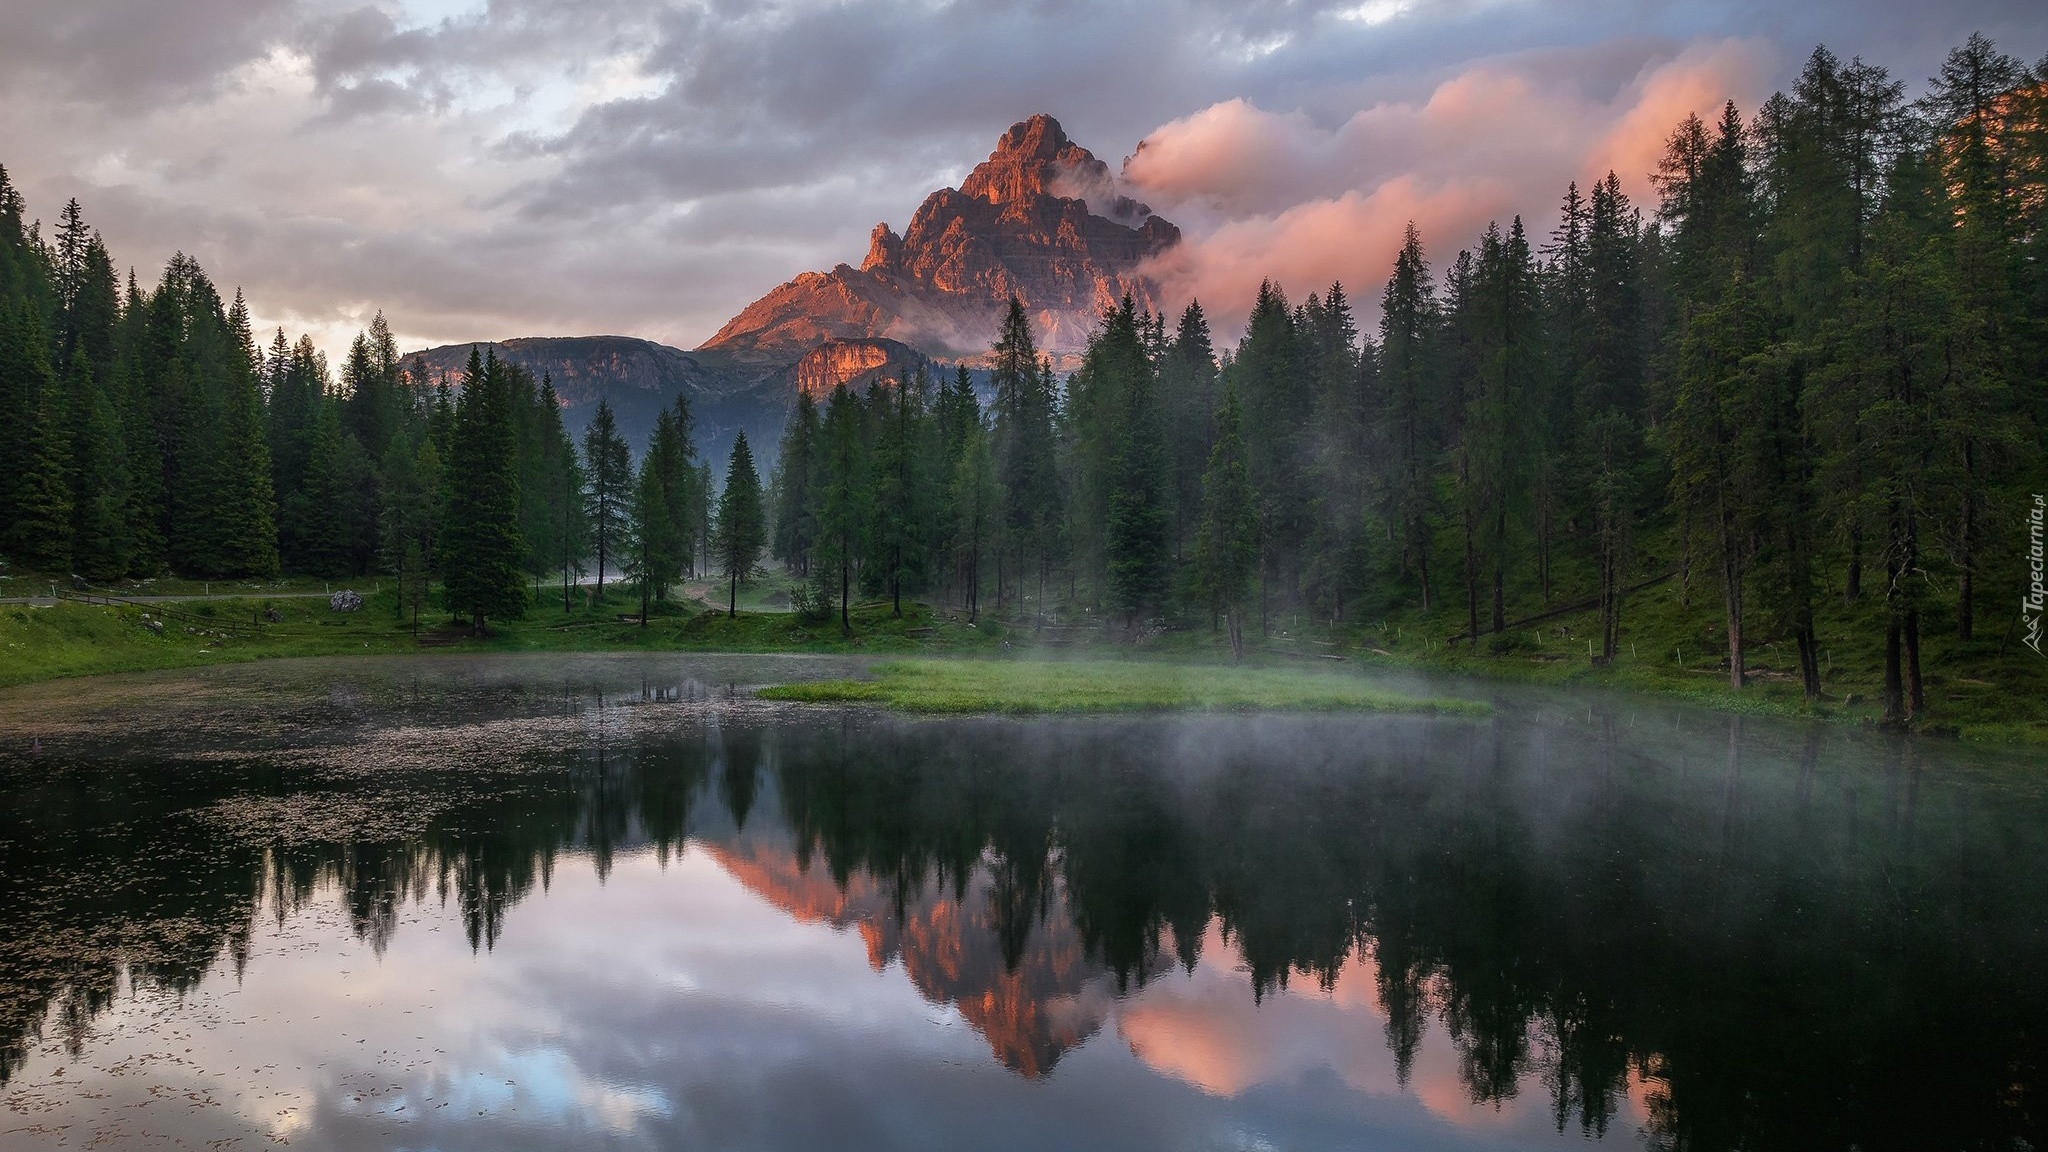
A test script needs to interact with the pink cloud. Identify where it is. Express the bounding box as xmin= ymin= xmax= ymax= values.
xmin=1122 ymin=38 xmax=1775 ymax=334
